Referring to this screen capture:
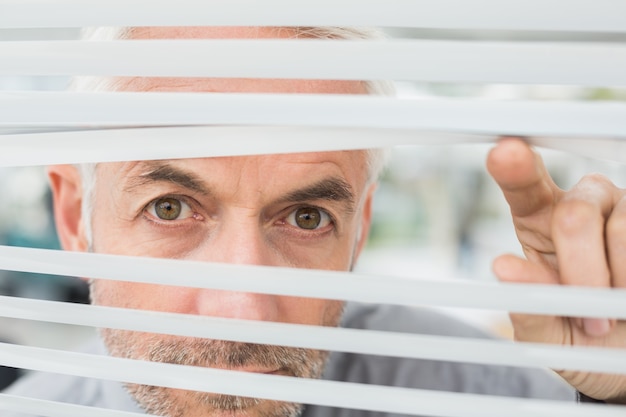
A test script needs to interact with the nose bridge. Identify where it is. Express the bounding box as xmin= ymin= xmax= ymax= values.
xmin=211 ymin=208 xmax=272 ymax=266
xmin=192 ymin=206 xmax=281 ymax=321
